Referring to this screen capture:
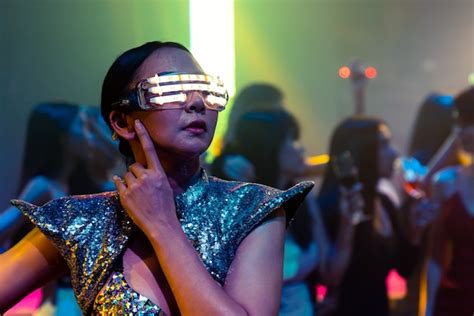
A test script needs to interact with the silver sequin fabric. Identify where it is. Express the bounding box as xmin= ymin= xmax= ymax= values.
xmin=12 ymin=170 xmax=313 ymax=315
